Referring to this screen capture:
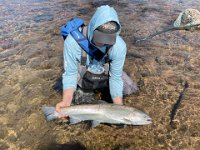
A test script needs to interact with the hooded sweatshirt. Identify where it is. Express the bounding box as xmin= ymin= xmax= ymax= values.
xmin=62 ymin=5 xmax=127 ymax=99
